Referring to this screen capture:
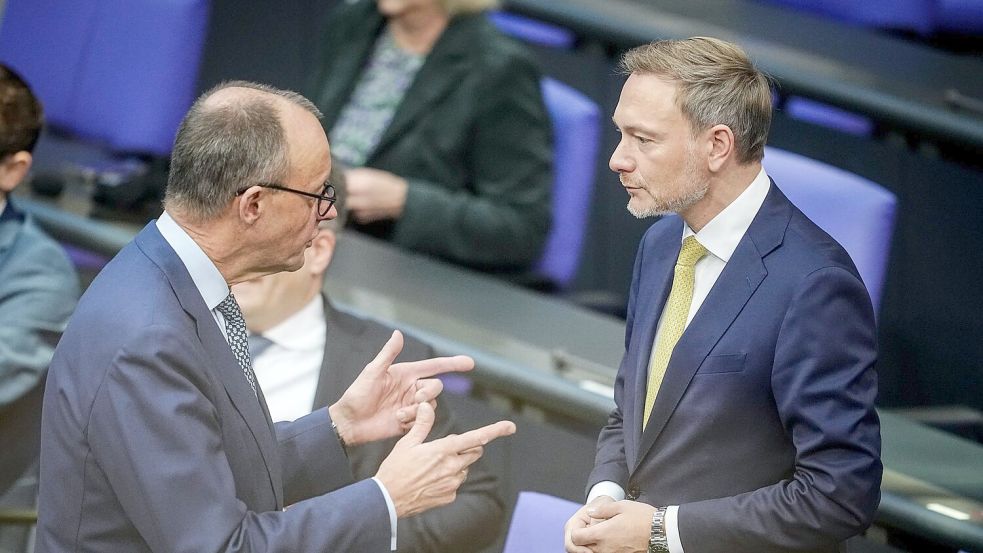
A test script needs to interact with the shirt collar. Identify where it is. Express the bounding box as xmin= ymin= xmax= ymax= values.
xmin=683 ymin=167 xmax=771 ymax=262
xmin=156 ymin=211 xmax=230 ymax=310
xmin=261 ymin=294 xmax=326 ymax=351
